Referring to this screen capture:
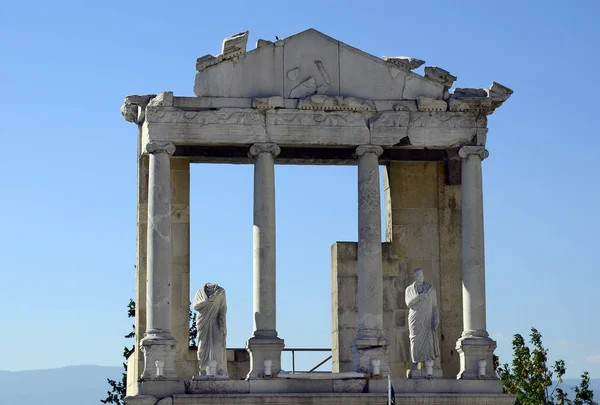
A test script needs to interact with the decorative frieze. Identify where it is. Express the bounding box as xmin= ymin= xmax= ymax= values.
xmin=140 ymin=105 xmax=486 ymax=149
xmin=417 ymin=97 xmax=448 ymax=112
xmin=266 ymin=110 xmax=369 ymax=146
xmin=267 ymin=110 xmax=367 ymax=128
xmin=297 ymin=95 xmax=375 ymax=112
xmin=146 ymin=108 xmax=264 ymax=126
